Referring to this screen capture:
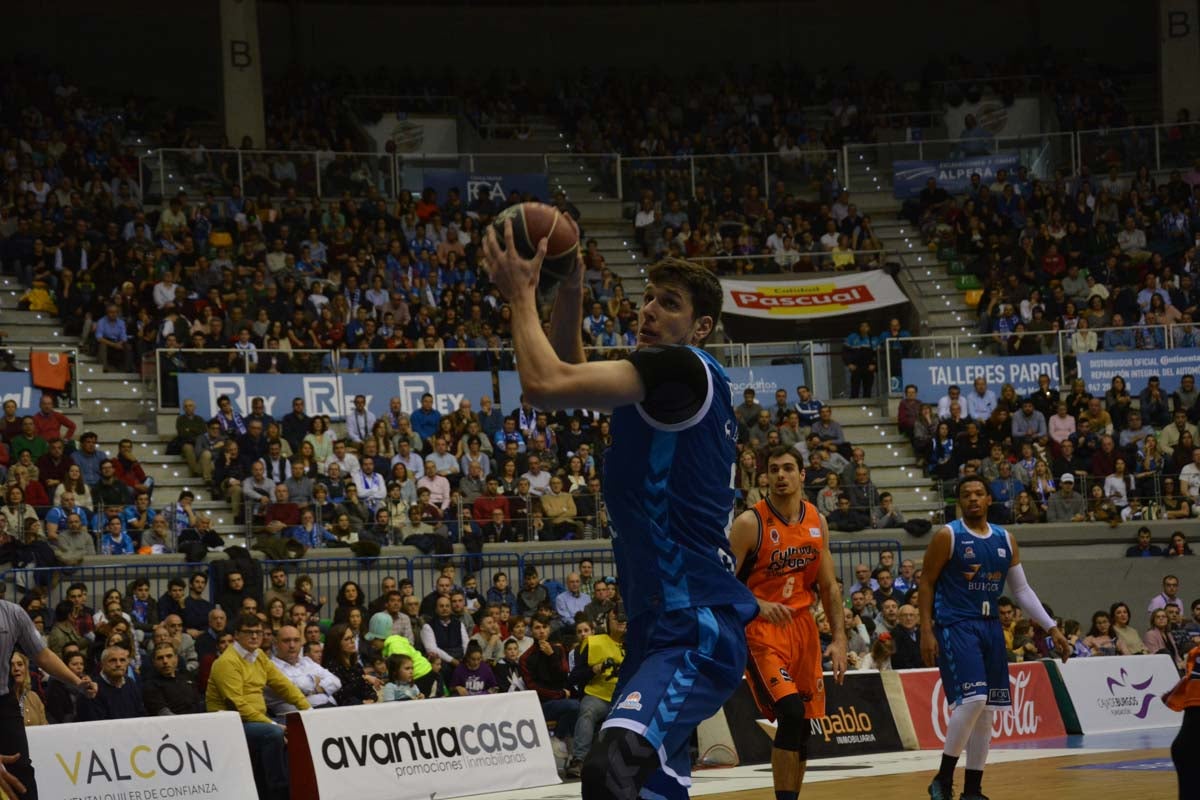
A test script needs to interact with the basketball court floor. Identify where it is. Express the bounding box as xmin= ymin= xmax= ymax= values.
xmin=487 ymin=728 xmax=1180 ymax=800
